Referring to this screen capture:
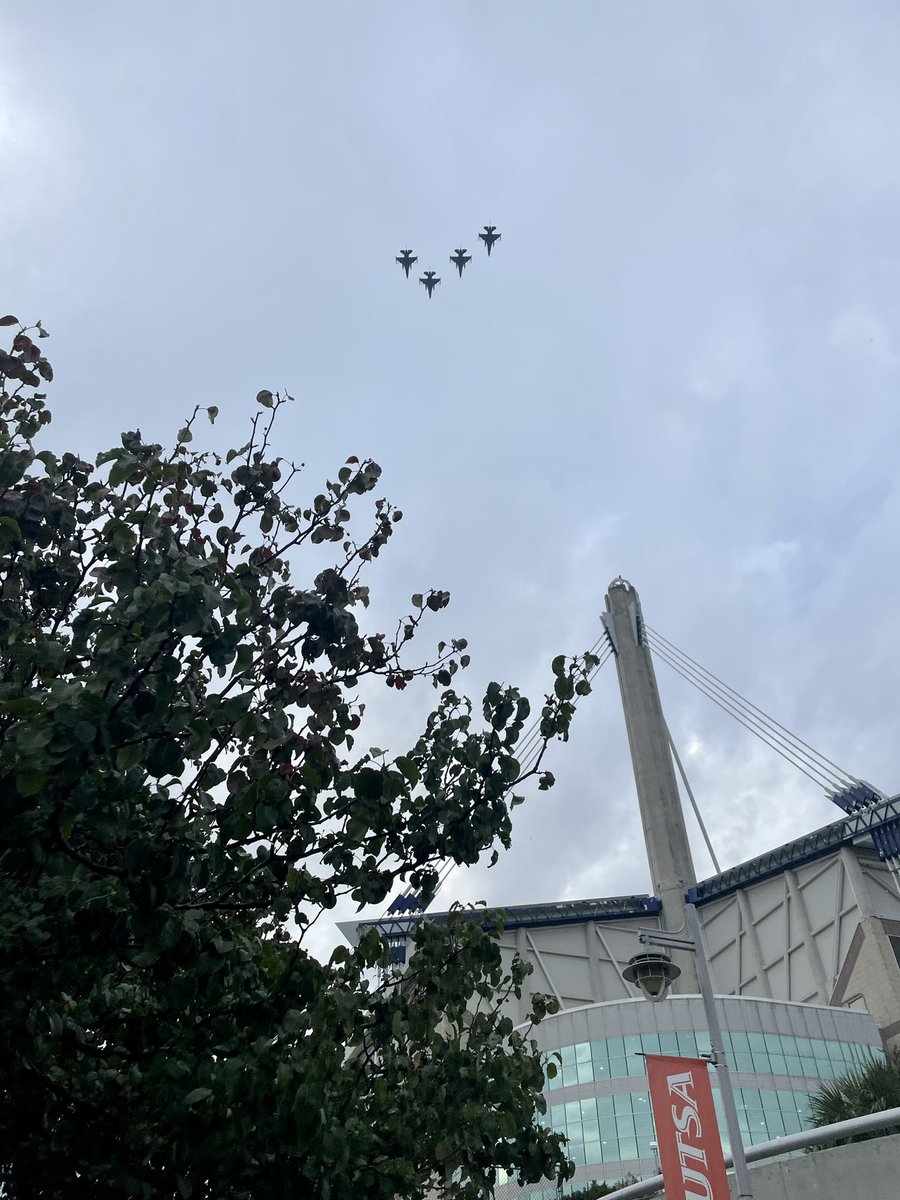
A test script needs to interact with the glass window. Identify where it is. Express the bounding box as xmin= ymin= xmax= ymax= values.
xmin=734 ymin=1052 xmax=754 ymax=1072
xmin=576 ymin=1060 xmax=593 ymax=1085
xmin=641 ymin=1032 xmax=661 ymax=1053
xmin=564 ymin=1101 xmax=581 ymax=1124
xmin=582 ymin=1120 xmax=600 ymax=1141
xmin=695 ymin=1031 xmax=712 ymax=1056
xmin=677 ymin=1031 xmax=697 ymax=1054
xmin=730 ymin=1031 xmax=750 ymax=1051
xmin=761 ymin=1090 xmax=781 ymax=1111
xmin=626 ymin=1055 xmax=645 ymax=1077
xmin=767 ymin=1111 xmax=786 ymax=1136
xmin=659 ymin=1031 xmax=679 ymax=1054
xmin=615 ymin=1116 xmax=635 ymax=1139
xmin=609 ymin=1057 xmax=629 ymax=1079
xmin=799 ymin=1057 xmax=817 ymax=1077
xmin=769 ymin=1055 xmax=787 ymax=1075
xmin=607 ymin=1037 xmax=624 ymax=1060
xmin=747 ymin=1033 xmax=767 ymax=1053
xmin=584 ymin=1140 xmax=602 ymax=1165
xmin=751 ymin=1052 xmax=770 ymax=1072
xmin=613 ymin=1093 xmax=633 ymax=1115
xmin=591 ymin=1040 xmax=609 ymax=1068
xmin=618 ymin=1137 xmax=638 ymax=1161
xmin=560 ymin=1045 xmax=576 ymax=1068
xmin=575 ymin=1041 xmax=591 ymax=1062
xmin=795 ymin=1038 xmax=813 ymax=1057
